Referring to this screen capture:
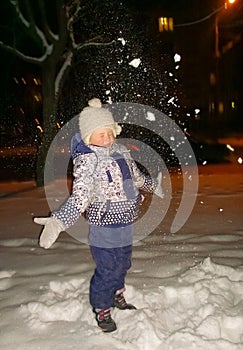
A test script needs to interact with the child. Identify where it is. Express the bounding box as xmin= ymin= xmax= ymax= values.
xmin=34 ymin=98 xmax=162 ymax=332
